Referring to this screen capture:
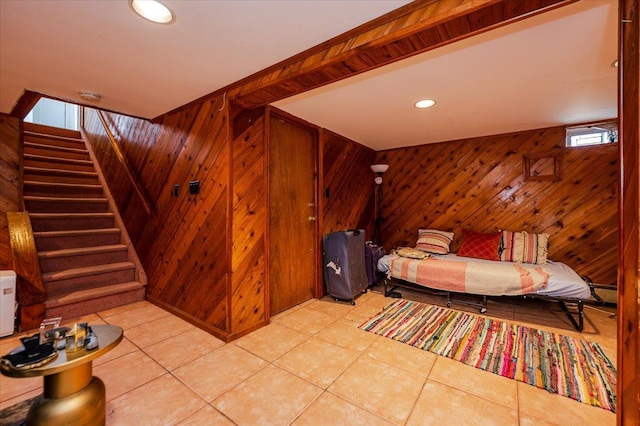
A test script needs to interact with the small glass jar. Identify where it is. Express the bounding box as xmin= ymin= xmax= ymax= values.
xmin=65 ymin=324 xmax=86 ymax=352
